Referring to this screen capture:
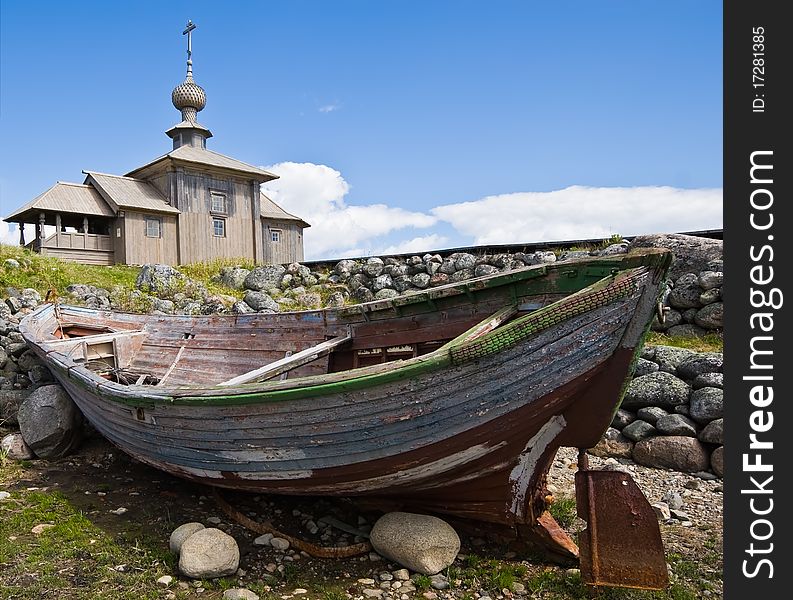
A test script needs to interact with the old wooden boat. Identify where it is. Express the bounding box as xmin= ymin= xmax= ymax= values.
xmin=20 ymin=248 xmax=671 ymax=588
